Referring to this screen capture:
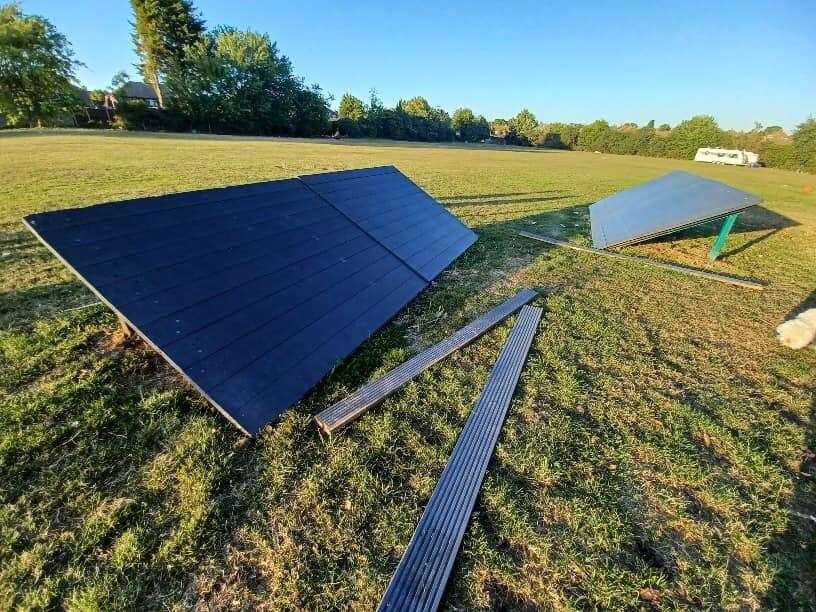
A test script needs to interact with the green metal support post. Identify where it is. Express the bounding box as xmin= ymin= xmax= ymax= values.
xmin=708 ymin=213 xmax=739 ymax=261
